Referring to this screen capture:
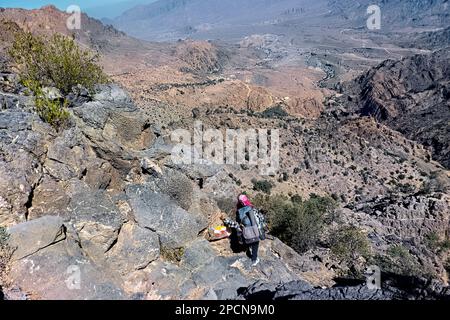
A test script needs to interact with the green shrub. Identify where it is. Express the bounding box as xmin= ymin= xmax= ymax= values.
xmin=425 ymin=232 xmax=450 ymax=253
xmin=259 ymin=105 xmax=288 ymax=118
xmin=330 ymin=225 xmax=371 ymax=263
xmin=0 ymin=227 xmax=8 ymax=246
xmin=0 ymin=227 xmax=13 ymax=287
xmin=425 ymin=232 xmax=441 ymax=251
xmin=373 ymin=245 xmax=428 ymax=278
xmin=8 ymin=32 xmax=109 ymax=127
xmin=253 ymin=193 xmax=336 ymax=253
xmin=9 ymin=32 xmax=108 ymax=95
xmin=27 ymin=82 xmax=70 ymax=128
xmin=251 ymin=179 xmax=274 ymax=194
